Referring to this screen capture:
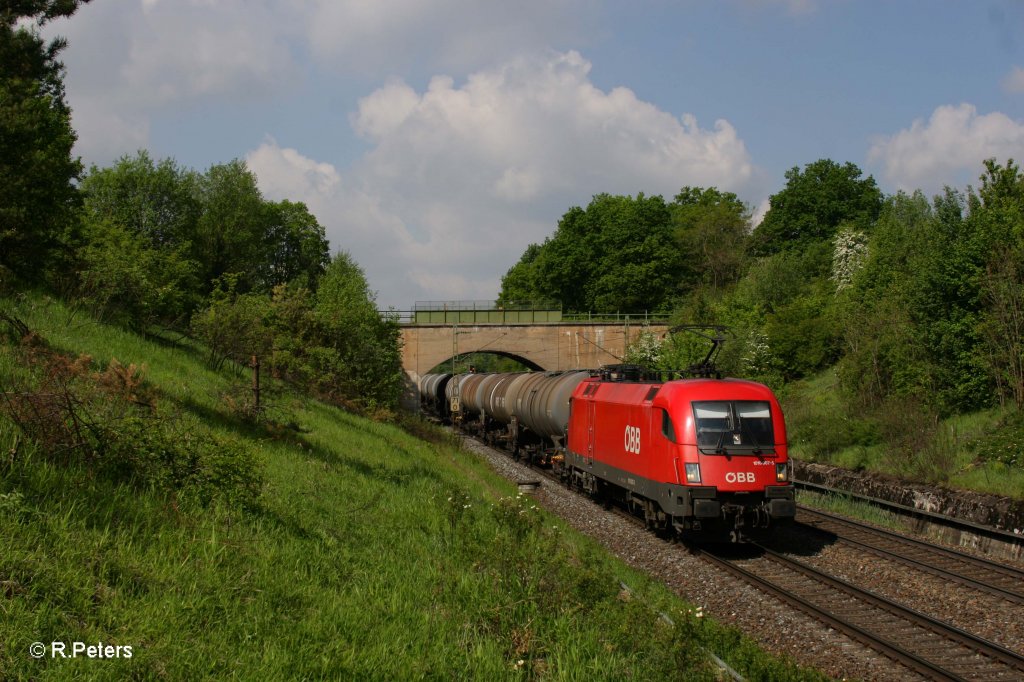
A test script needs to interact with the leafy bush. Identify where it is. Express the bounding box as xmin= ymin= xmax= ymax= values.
xmin=788 ymin=406 xmax=878 ymax=462
xmin=190 ymin=275 xmax=273 ymax=370
xmin=763 ymin=290 xmax=841 ymax=381
xmin=969 ymin=412 xmax=1024 ymax=469
xmin=873 ymin=397 xmax=958 ymax=484
xmin=77 ymin=219 xmax=200 ymax=329
xmin=0 ymin=328 xmax=262 ymax=510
